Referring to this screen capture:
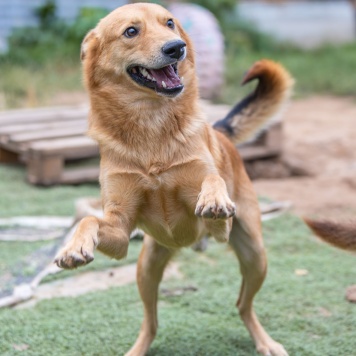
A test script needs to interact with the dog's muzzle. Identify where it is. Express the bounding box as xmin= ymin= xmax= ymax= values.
xmin=127 ymin=40 xmax=187 ymax=97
